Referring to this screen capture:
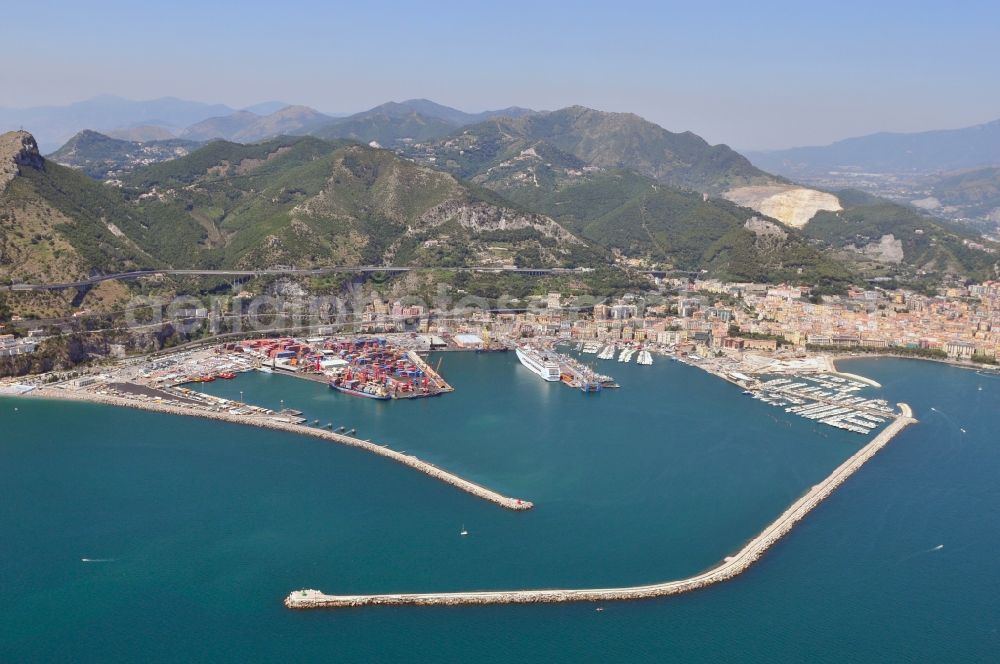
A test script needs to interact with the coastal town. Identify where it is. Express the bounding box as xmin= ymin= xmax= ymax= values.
xmin=4 ymin=276 xmax=1000 ymax=395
